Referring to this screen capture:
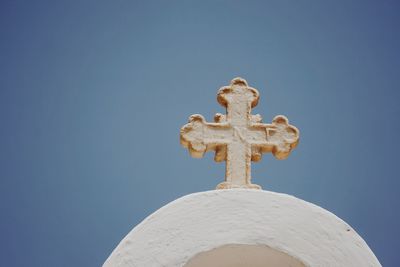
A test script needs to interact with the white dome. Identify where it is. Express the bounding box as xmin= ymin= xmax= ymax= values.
xmin=104 ymin=189 xmax=381 ymax=267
